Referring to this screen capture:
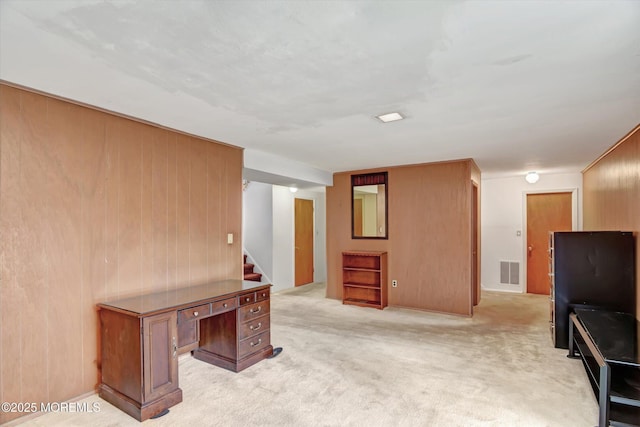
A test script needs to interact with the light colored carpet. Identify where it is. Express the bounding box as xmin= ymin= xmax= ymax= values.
xmin=18 ymin=283 xmax=598 ymax=426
